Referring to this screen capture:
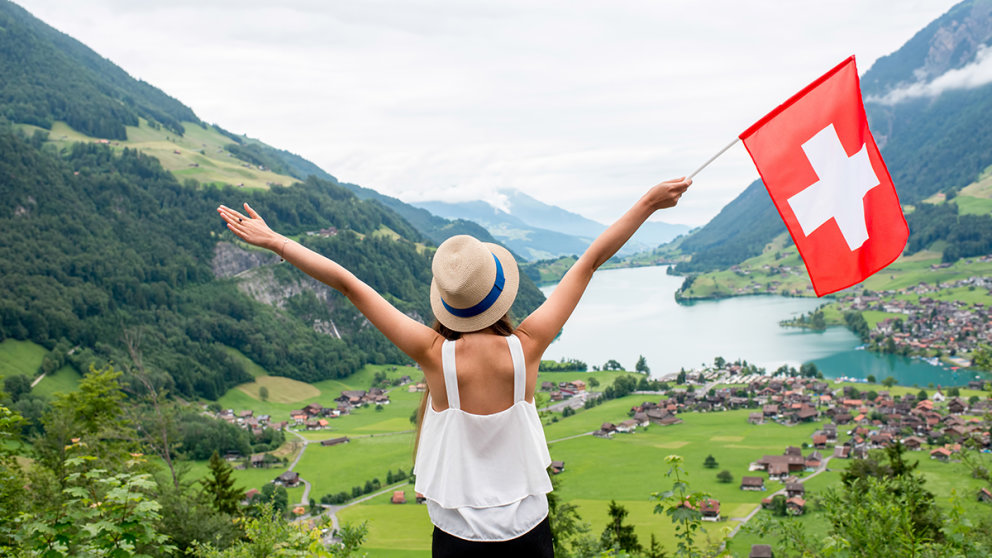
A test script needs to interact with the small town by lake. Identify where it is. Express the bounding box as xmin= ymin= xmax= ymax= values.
xmin=540 ymin=265 xmax=987 ymax=387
